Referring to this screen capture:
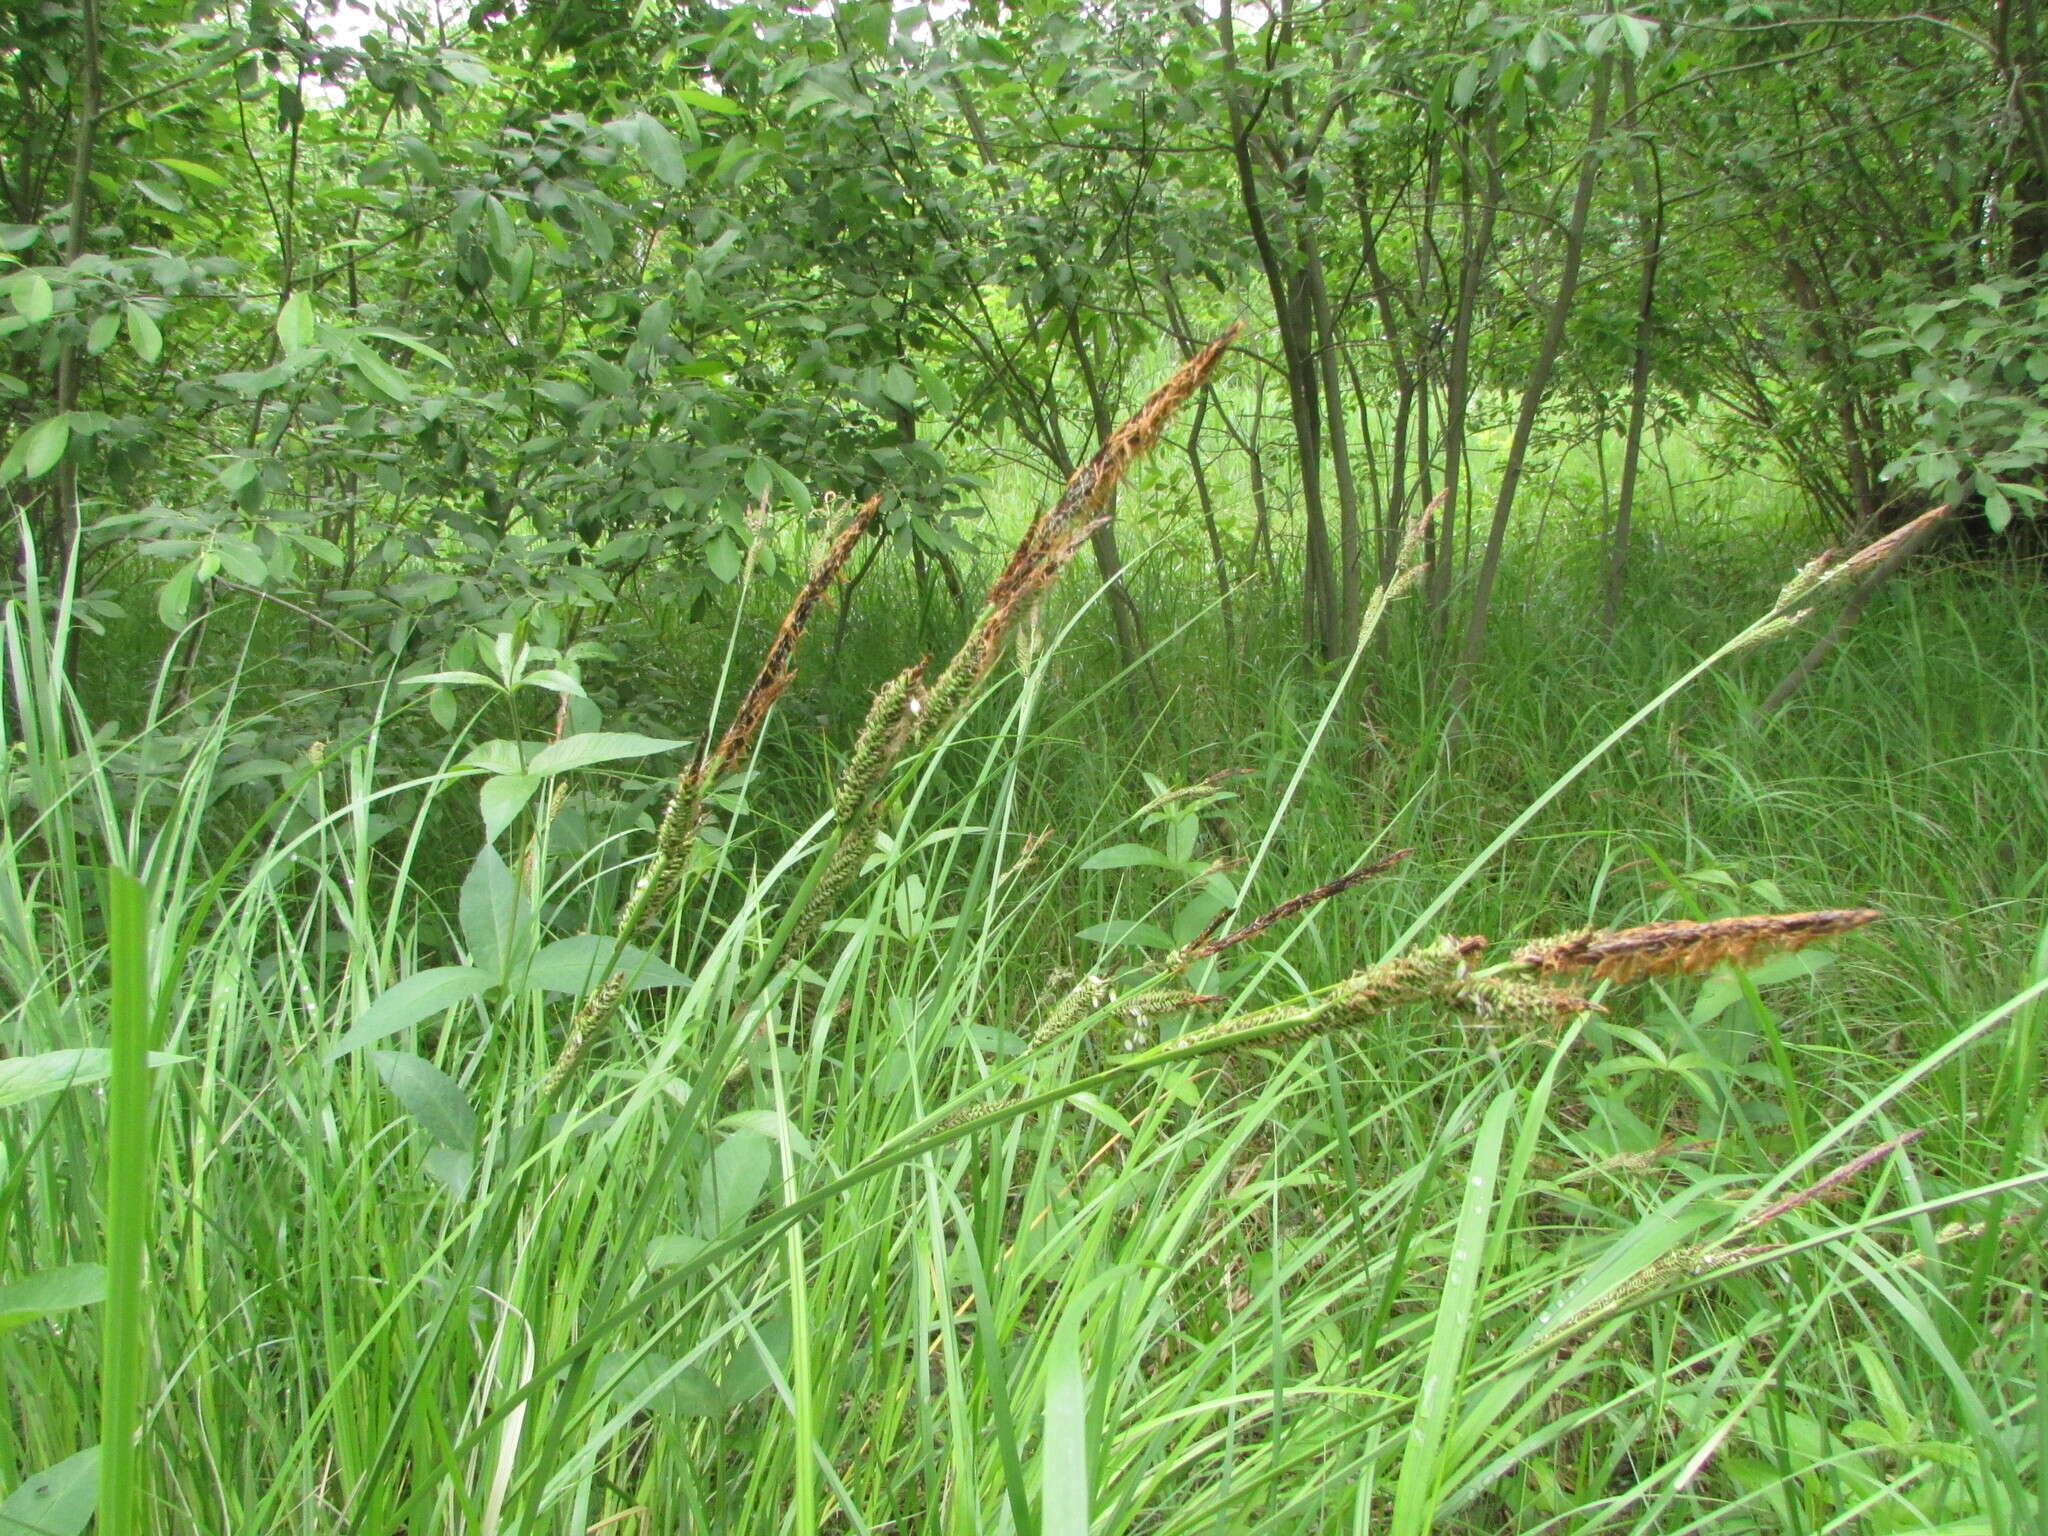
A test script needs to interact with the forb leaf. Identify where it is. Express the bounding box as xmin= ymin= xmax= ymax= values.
xmin=525 ymin=935 xmax=688 ymax=994
xmin=0 ymin=1265 xmax=108 ymax=1334
xmin=369 ymin=1050 xmax=477 ymax=1151
xmin=525 ymin=732 xmax=690 ymax=776
xmin=325 ymin=966 xmax=494 ymax=1060
xmin=0 ymin=1445 xmax=100 ymax=1536
xmin=1081 ymin=843 xmax=1174 ymax=871
xmin=479 ymin=773 xmax=543 ymax=841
